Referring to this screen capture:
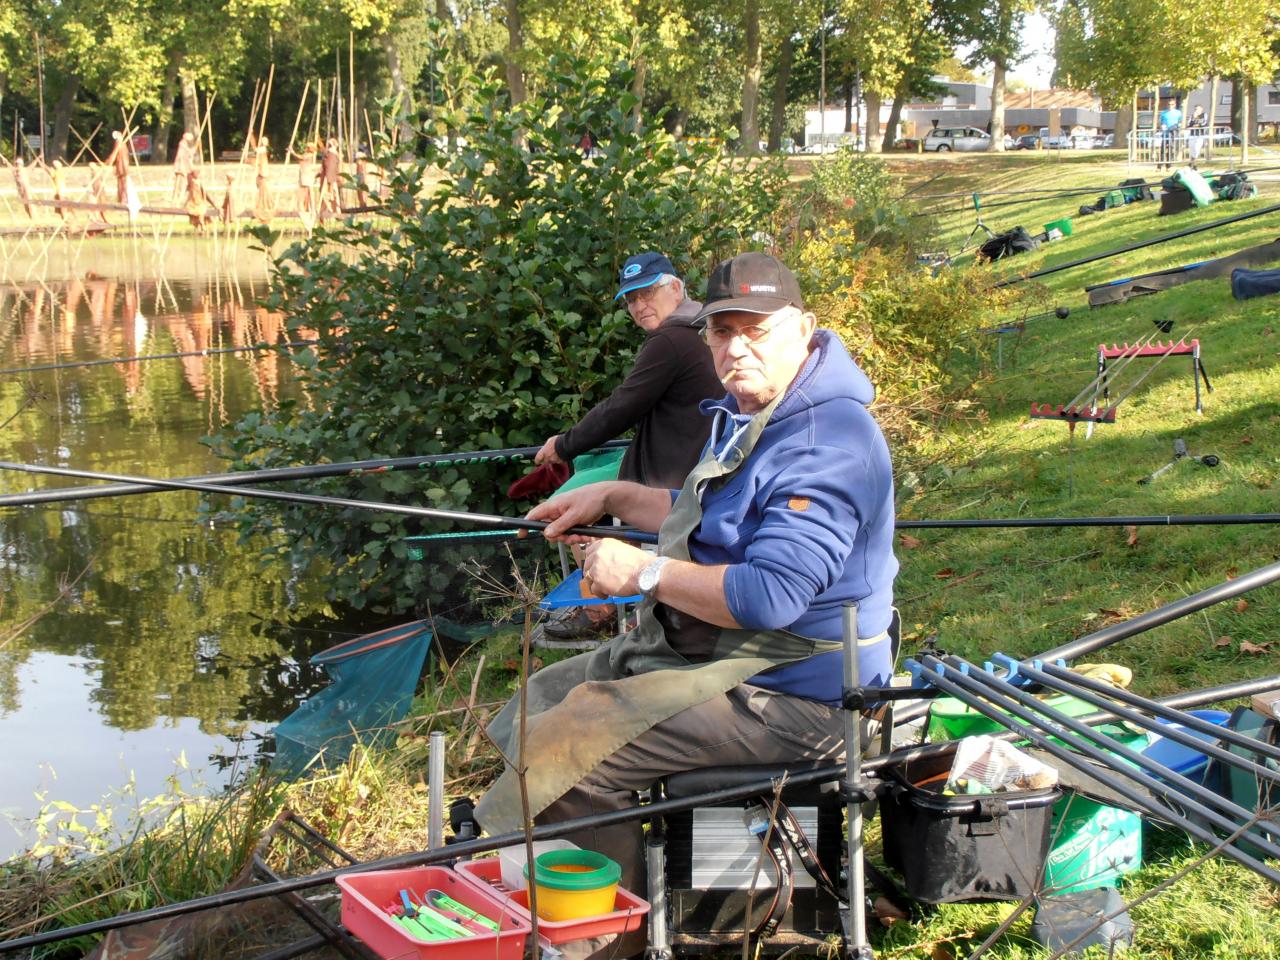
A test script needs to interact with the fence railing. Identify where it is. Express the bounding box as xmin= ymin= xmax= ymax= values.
xmin=1127 ymin=125 xmax=1233 ymax=166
